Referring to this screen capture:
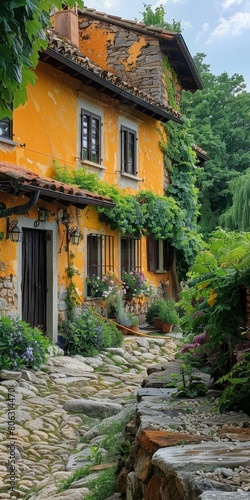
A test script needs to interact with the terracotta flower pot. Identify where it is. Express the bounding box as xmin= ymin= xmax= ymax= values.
xmin=117 ymin=325 xmax=128 ymax=335
xmin=161 ymin=322 xmax=173 ymax=333
xmin=129 ymin=325 xmax=138 ymax=332
xmin=154 ymin=317 xmax=163 ymax=330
